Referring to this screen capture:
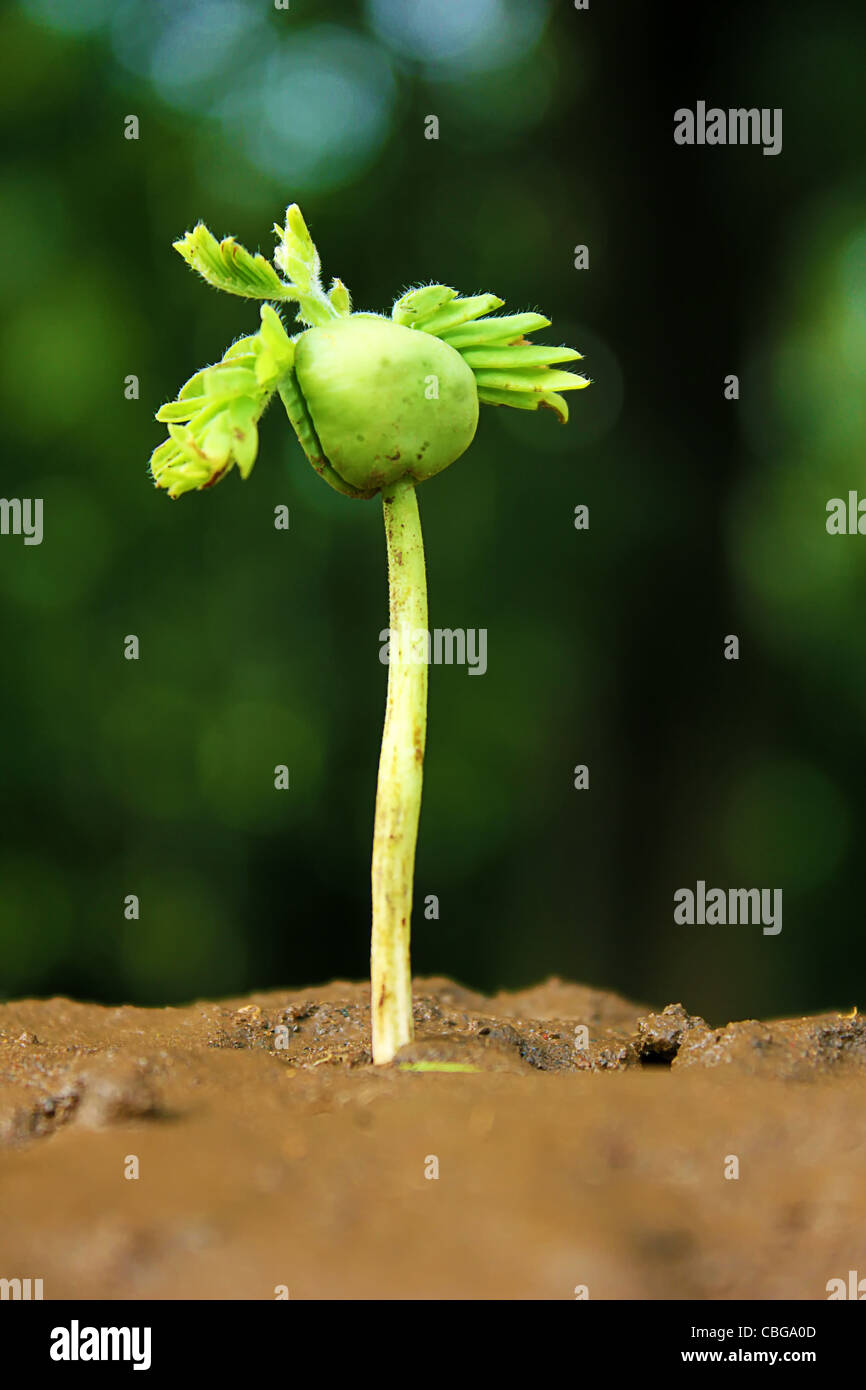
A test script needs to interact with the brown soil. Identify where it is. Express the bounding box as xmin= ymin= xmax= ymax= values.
xmin=1 ymin=978 xmax=864 ymax=1300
